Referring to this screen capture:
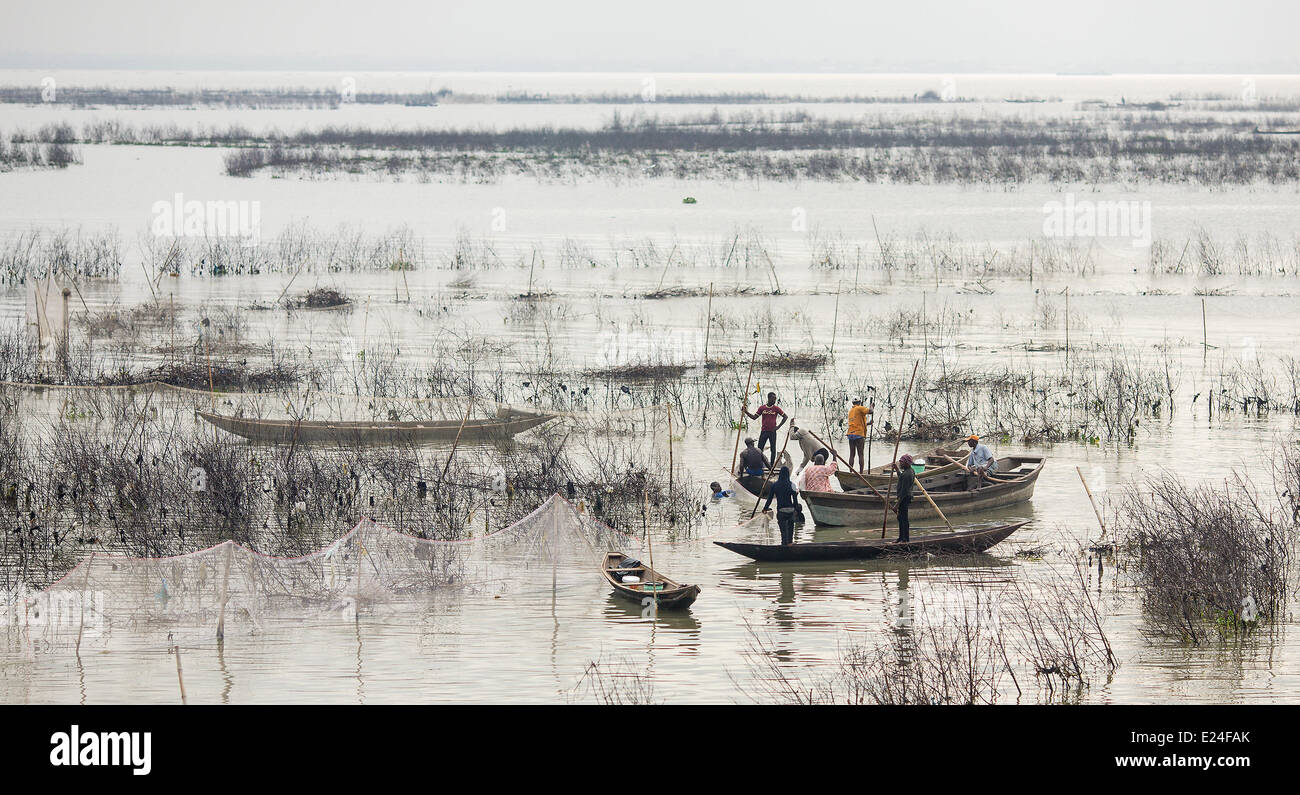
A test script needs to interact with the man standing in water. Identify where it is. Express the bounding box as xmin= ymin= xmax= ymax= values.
xmin=744 ymin=392 xmax=787 ymax=467
xmin=895 ymin=453 xmax=916 ymax=542
xmin=846 ymin=398 xmax=872 ymax=472
xmin=964 ymin=434 xmax=998 ymax=487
